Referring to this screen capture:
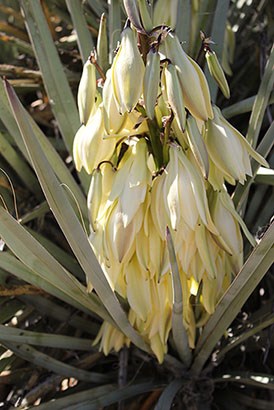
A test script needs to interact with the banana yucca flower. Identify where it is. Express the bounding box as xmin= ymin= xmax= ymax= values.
xmin=205 ymin=106 xmax=268 ymax=188
xmin=103 ymin=69 xmax=127 ymax=135
xmin=88 ymin=140 xmax=249 ymax=361
xmin=161 ymin=62 xmax=186 ymax=132
xmin=77 ymin=58 xmax=96 ymax=125
xmin=72 ymin=15 xmax=266 ymax=364
xmin=162 ymin=144 xmax=218 ymax=235
xmin=163 ymin=31 xmax=213 ymax=121
xmin=143 ymin=48 xmax=161 ymax=120
xmin=93 ymin=321 xmax=130 ymax=355
xmin=210 ymin=190 xmax=243 ymax=263
xmin=111 ymin=25 xmax=145 ymax=114
xmin=73 ymin=104 xmax=116 ymax=174
xmin=103 ymin=69 xmax=148 ymax=137
xmin=89 ymin=139 xmax=151 ymax=281
xmin=106 ymin=138 xmax=152 ymax=227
